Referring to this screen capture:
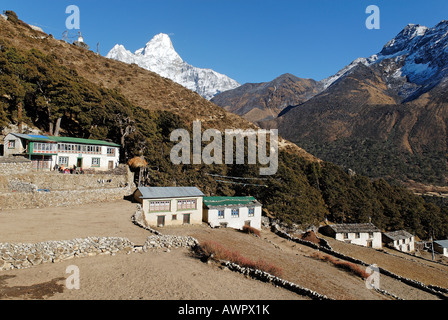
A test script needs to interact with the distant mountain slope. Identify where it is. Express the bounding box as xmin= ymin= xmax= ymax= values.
xmin=211 ymin=73 xmax=323 ymax=123
xmin=263 ymin=21 xmax=448 ymax=186
xmin=106 ymin=33 xmax=240 ymax=100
